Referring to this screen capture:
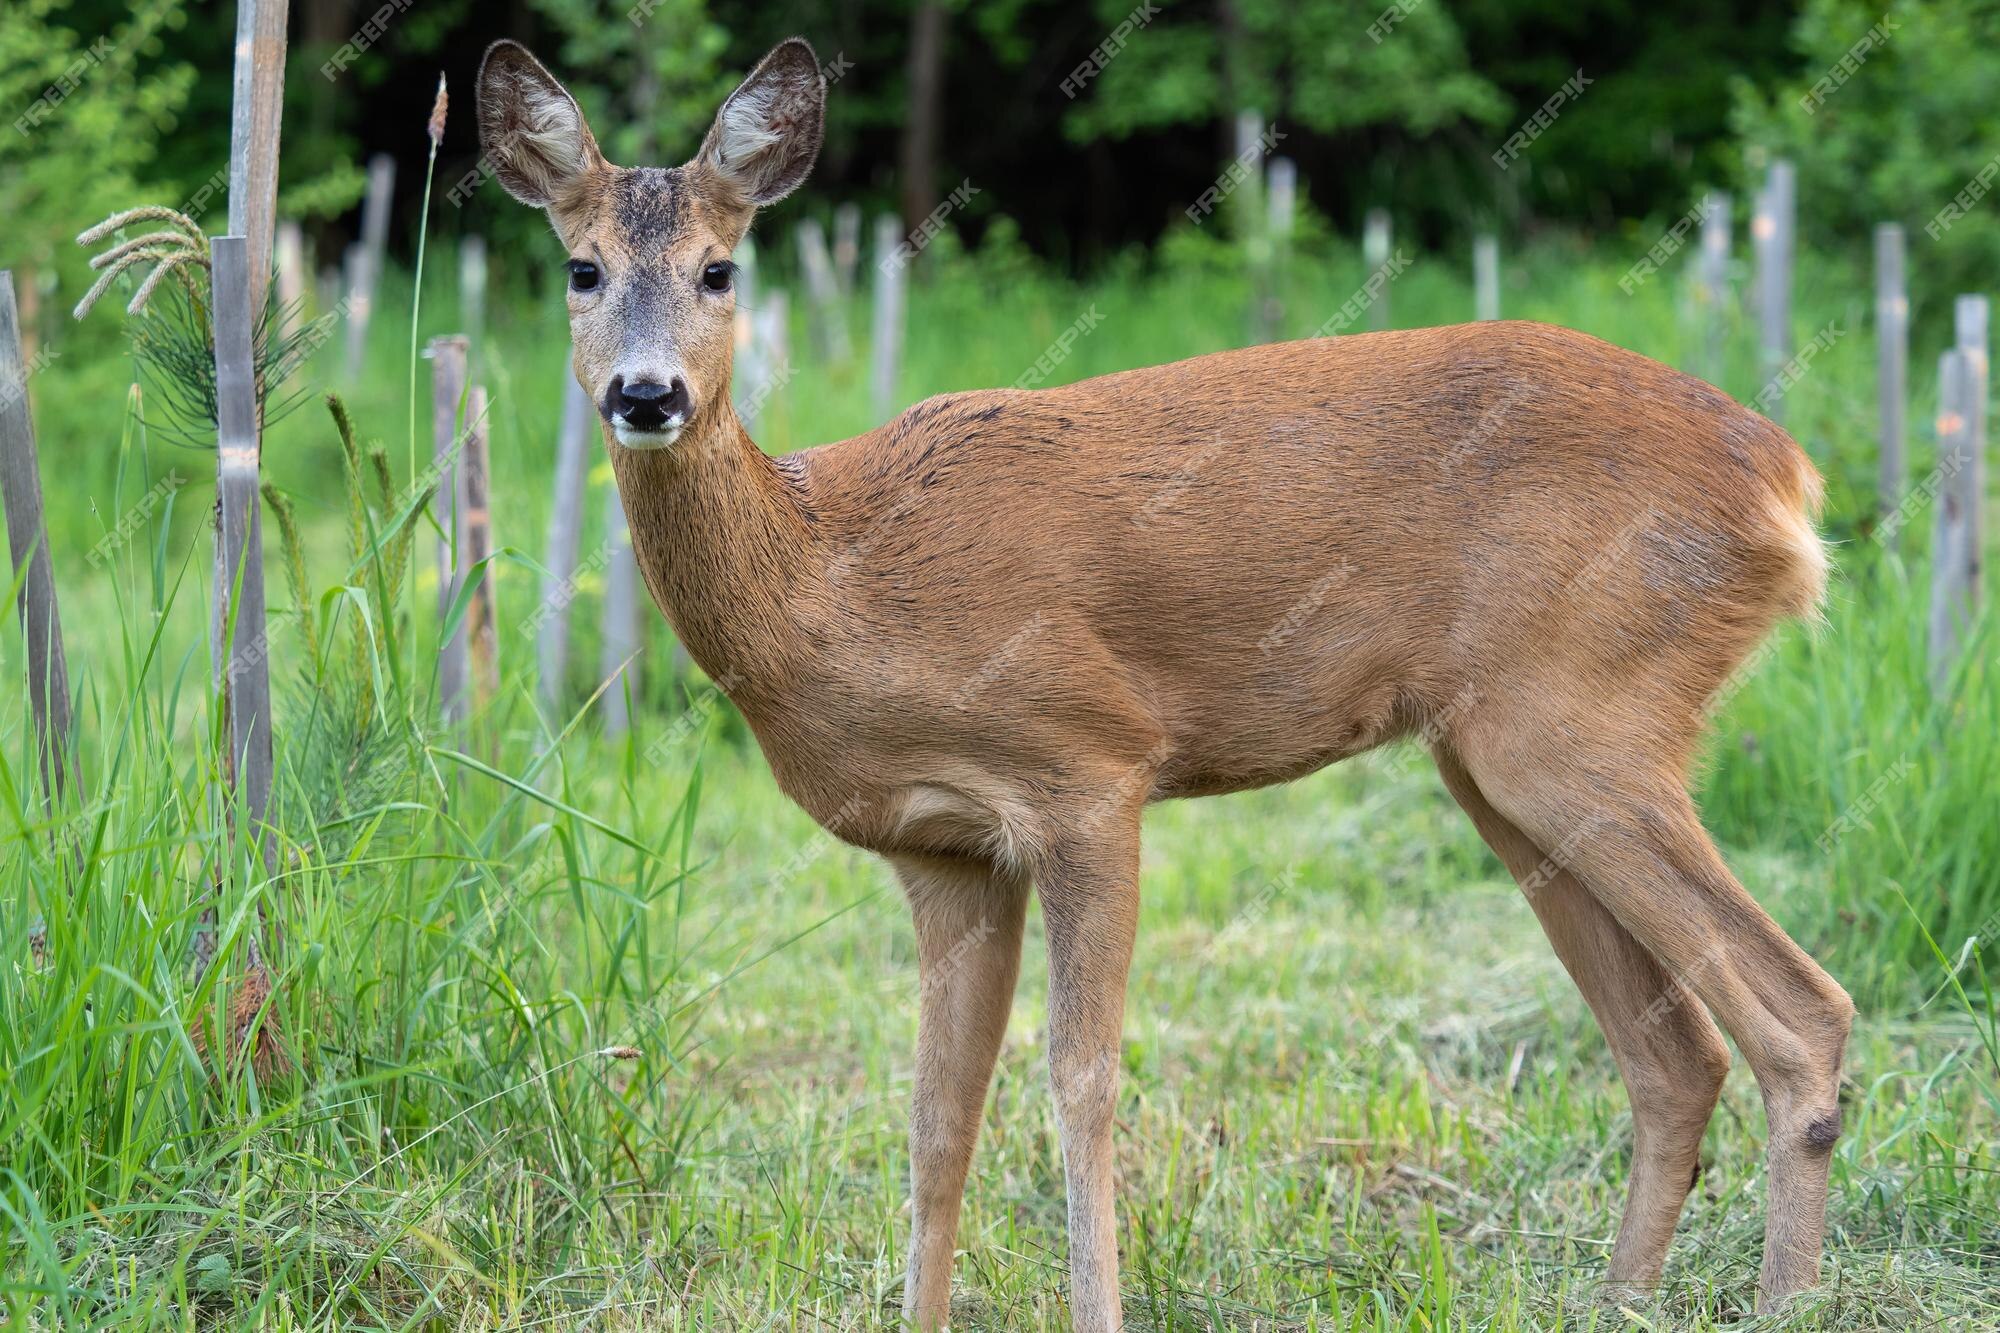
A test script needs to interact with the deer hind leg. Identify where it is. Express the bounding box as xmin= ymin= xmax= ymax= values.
xmin=1452 ymin=721 xmax=1853 ymax=1310
xmin=894 ymin=852 xmax=1031 ymax=1331
xmin=1434 ymin=747 xmax=1729 ymax=1291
